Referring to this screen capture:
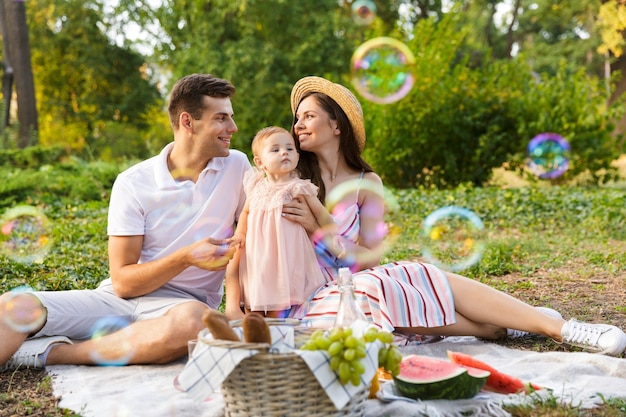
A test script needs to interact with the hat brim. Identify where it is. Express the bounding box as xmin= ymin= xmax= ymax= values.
xmin=290 ymin=76 xmax=366 ymax=153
